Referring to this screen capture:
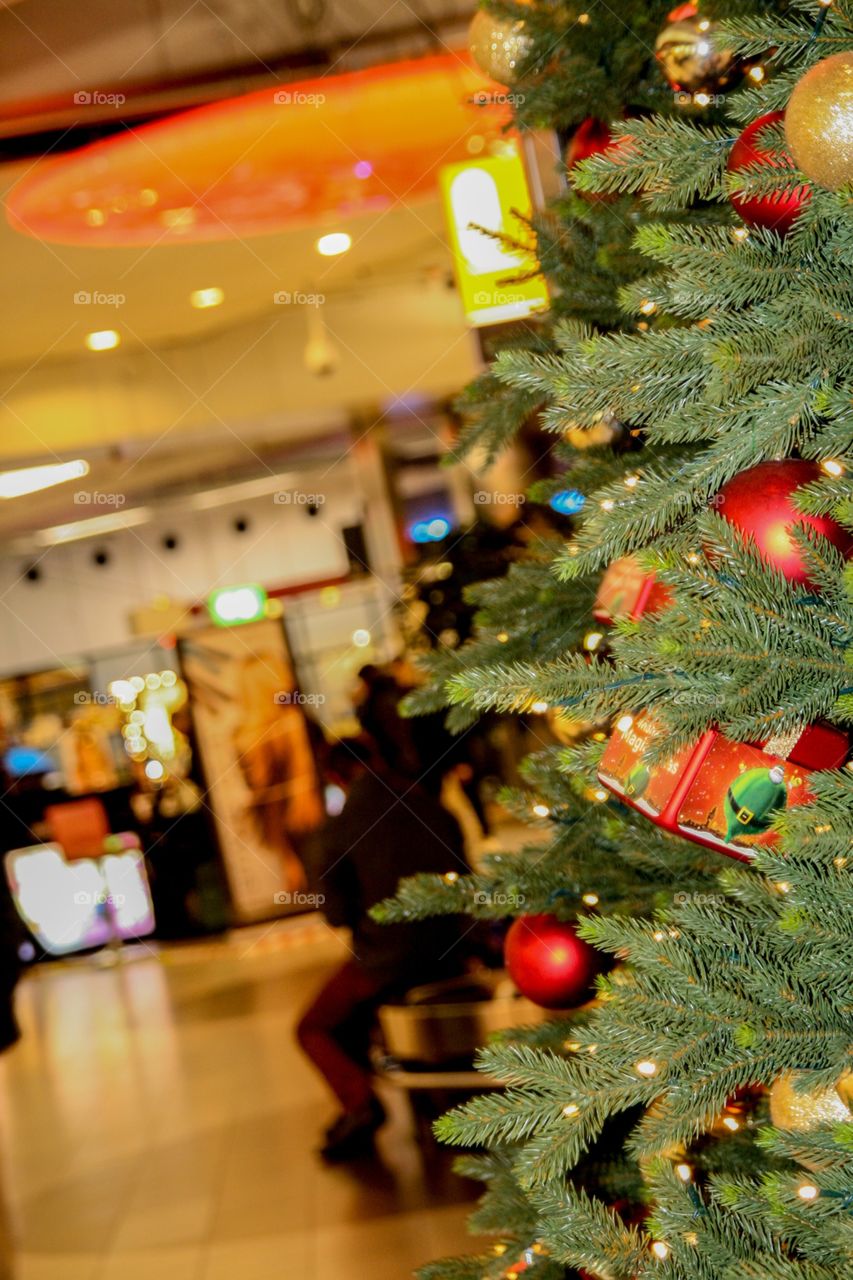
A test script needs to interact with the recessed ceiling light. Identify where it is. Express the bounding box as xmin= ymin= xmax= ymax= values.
xmin=85 ymin=329 xmax=120 ymax=351
xmin=190 ymin=286 xmax=224 ymax=309
xmin=0 ymin=459 xmax=89 ymax=500
xmin=316 ymin=232 xmax=351 ymax=257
